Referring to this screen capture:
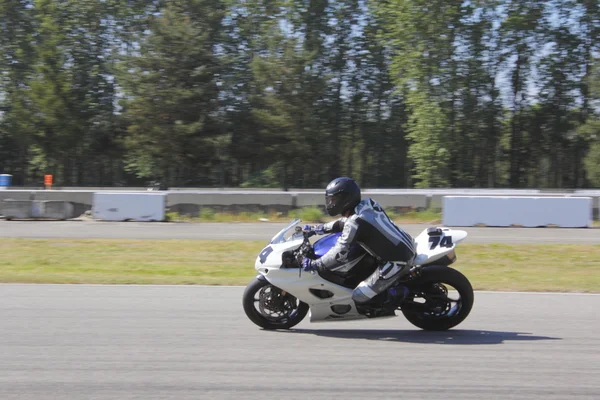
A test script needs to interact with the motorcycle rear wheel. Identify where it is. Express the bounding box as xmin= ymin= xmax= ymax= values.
xmin=401 ymin=265 xmax=474 ymax=331
xmin=242 ymin=277 xmax=309 ymax=330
